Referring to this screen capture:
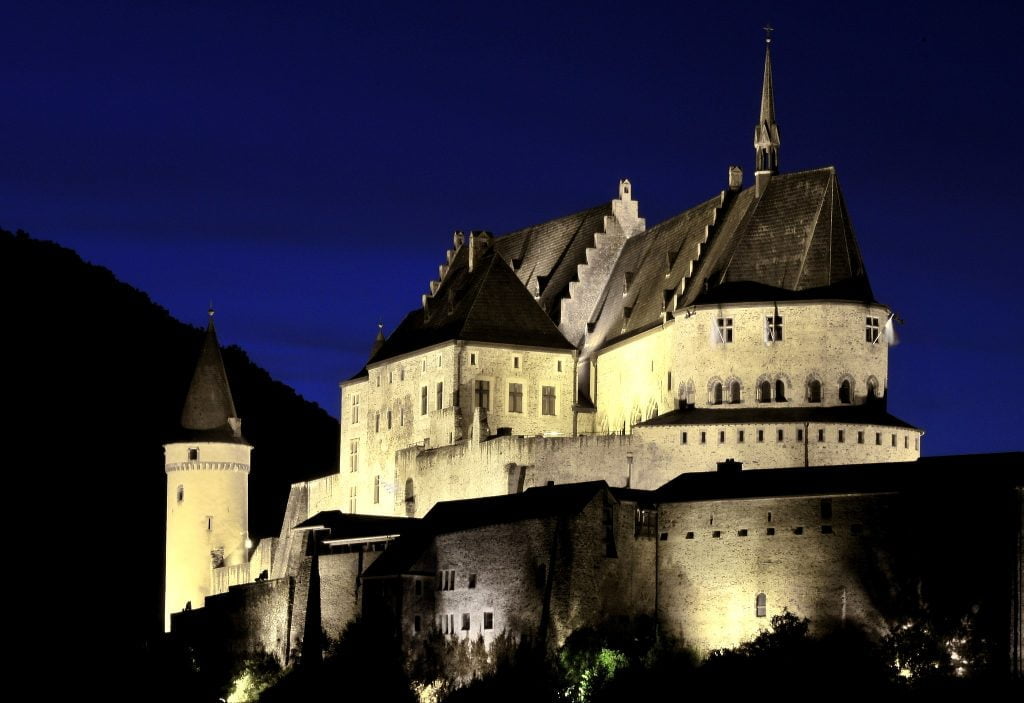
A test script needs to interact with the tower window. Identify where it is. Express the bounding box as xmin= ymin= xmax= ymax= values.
xmin=513 ymin=356 xmax=520 ymax=369
xmin=374 ymin=412 xmax=380 ymax=432
xmin=176 ymin=485 xmax=184 ymax=503
xmin=461 ymin=613 xmax=470 ymax=631
xmin=807 ymin=379 xmax=822 ymax=403
xmin=468 ymin=573 xmax=477 ymax=589
xmin=188 ymin=448 xmax=199 ymax=461
xmin=680 ymin=431 xmax=688 ymax=444
xmin=796 ymin=428 xmax=804 ymax=441
xmin=436 ymin=382 xmax=444 ymax=410
xmin=349 ymin=486 xmax=357 ymax=513
xmin=756 ymin=593 xmax=767 ymax=617
xmin=817 ymin=429 xmax=825 ymax=442
xmin=349 ymin=439 xmax=359 ymax=472
xmin=484 ymin=612 xmax=493 ymax=630
xmin=667 ymin=371 xmax=673 ymax=391
xmin=876 ymin=432 xmax=882 ymax=445
xmin=470 ymin=353 xmax=477 ymax=366
xmin=738 ymin=430 xmax=745 ymax=443
xmin=839 ymin=379 xmax=852 ymax=404
xmin=206 ymin=516 xmax=213 ymax=531
xmin=421 ymin=386 xmax=428 ymax=415
xmin=351 ymin=395 xmax=360 ymax=424
xmin=757 ymin=429 xmax=764 ymax=442
xmin=857 ymin=431 xmax=864 ymax=444
xmin=716 ymin=318 xmax=733 ymax=343
xmin=765 ymin=315 xmax=783 ymax=342
xmin=475 ymin=380 xmax=490 ymax=410
xmin=387 ymin=410 xmax=392 ymax=429
xmin=542 ymin=386 xmax=556 ymax=415
xmin=700 ymin=431 xmax=707 ymax=444
xmin=866 ymin=316 xmax=880 ymax=343
xmin=838 ymin=429 xmax=845 ymax=443
xmin=718 ymin=430 xmax=725 ymax=443
xmin=777 ymin=429 xmax=784 ymax=441
xmin=557 ymin=360 xmax=563 ymax=373
xmin=509 ymin=383 xmax=523 ymax=413
xmin=373 ymin=476 xmax=380 ymax=504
